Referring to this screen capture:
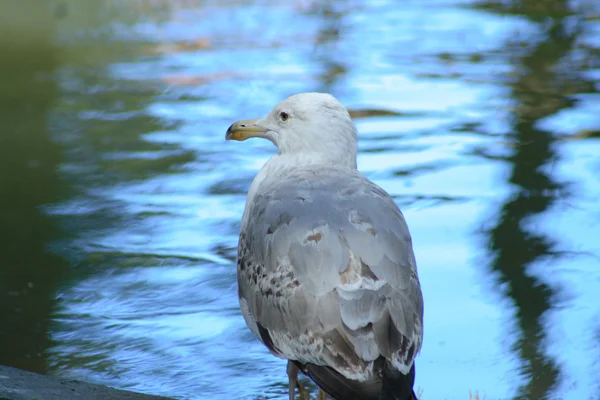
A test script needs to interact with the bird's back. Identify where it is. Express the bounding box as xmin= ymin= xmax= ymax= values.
xmin=237 ymin=164 xmax=423 ymax=400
